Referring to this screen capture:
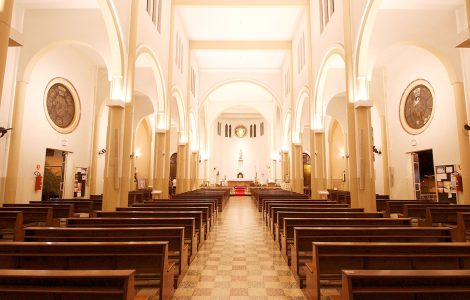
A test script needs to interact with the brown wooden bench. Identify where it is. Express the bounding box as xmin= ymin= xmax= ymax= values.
xmin=270 ymin=207 xmax=365 ymax=238
xmin=172 ymin=194 xmax=226 ymax=212
xmin=65 ymin=217 xmax=198 ymax=262
xmin=31 ymin=200 xmax=94 ymax=216
xmin=118 ymin=206 xmax=211 ymax=236
xmin=330 ymin=269 xmax=470 ymax=300
xmin=0 ymin=211 xmax=24 ymax=241
xmin=279 ymin=218 xmax=412 ymax=263
xmin=95 ymin=211 xmax=205 ymax=248
xmin=454 ymin=212 xmax=470 ymax=242
xmin=267 ymin=204 xmax=351 ymax=230
xmin=137 ymin=200 xmax=217 ymax=220
xmin=262 ymin=199 xmax=336 ymax=217
xmin=0 ymin=241 xmax=175 ymax=300
xmin=292 ymin=227 xmax=455 ymax=288
xmin=4 ymin=203 xmax=74 ymax=219
xmin=255 ymin=193 xmax=308 ymax=211
xmin=275 ymin=211 xmax=385 ymax=243
xmin=425 ymin=206 xmax=470 ymax=227
xmin=0 ymin=269 xmax=140 ymax=300
xmin=304 ymin=242 xmax=470 ymax=300
xmin=50 ymin=197 xmax=102 ymax=211
xmin=23 ymin=227 xmax=188 ymax=287
xmin=384 ymin=200 xmax=439 ymax=217
xmin=0 ymin=207 xmax=53 ymax=226
xmin=402 ymin=203 xmax=456 ymax=220
xmin=263 ymin=201 xmax=342 ymax=224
